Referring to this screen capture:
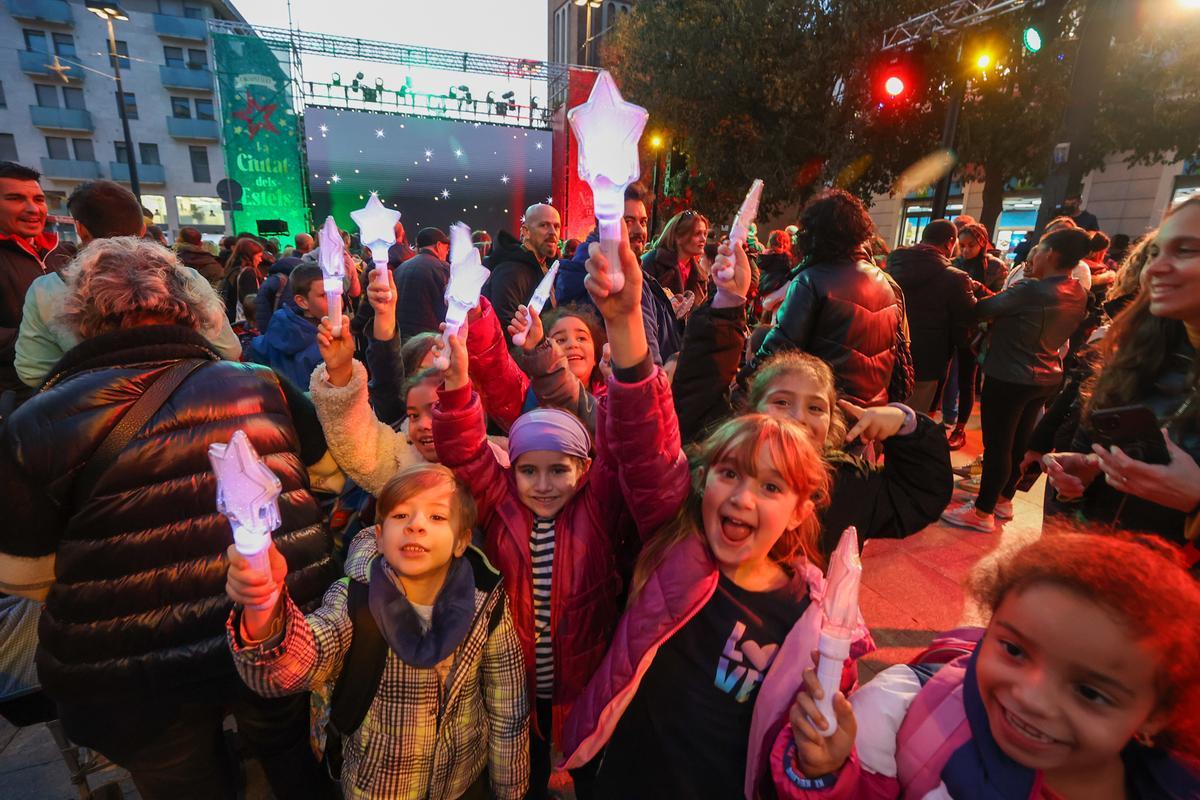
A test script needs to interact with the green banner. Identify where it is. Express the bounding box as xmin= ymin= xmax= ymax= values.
xmin=212 ymin=32 xmax=309 ymax=238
